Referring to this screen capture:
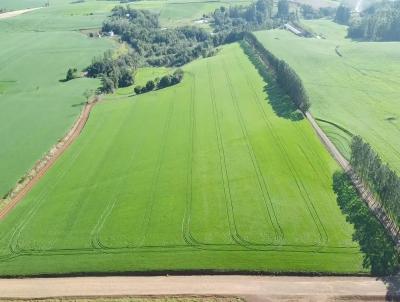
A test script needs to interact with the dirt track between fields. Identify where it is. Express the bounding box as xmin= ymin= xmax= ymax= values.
xmin=0 ymin=101 xmax=95 ymax=220
xmin=0 ymin=275 xmax=398 ymax=301
xmin=306 ymin=112 xmax=400 ymax=248
xmin=0 ymin=8 xmax=42 ymax=20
